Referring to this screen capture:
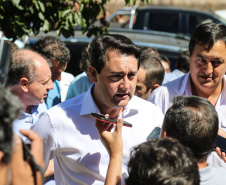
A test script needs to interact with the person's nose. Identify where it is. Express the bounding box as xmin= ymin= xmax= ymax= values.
xmin=204 ymin=62 xmax=213 ymax=75
xmin=48 ymin=80 xmax=54 ymax=90
xmin=120 ymin=76 xmax=130 ymax=90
